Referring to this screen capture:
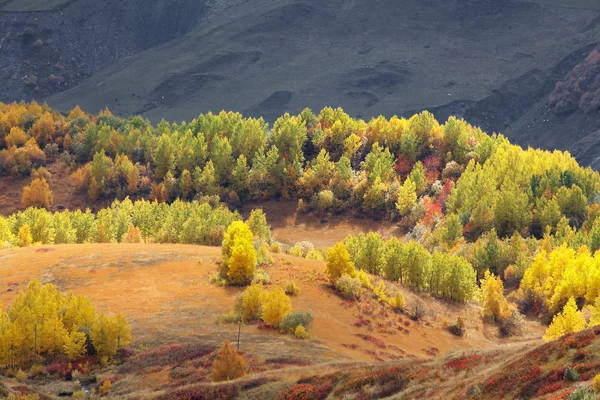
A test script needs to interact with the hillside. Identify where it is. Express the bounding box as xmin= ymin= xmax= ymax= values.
xmin=0 ymin=0 xmax=599 ymax=165
xmin=0 ymin=243 xmax=546 ymax=399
